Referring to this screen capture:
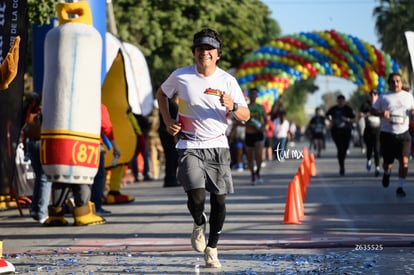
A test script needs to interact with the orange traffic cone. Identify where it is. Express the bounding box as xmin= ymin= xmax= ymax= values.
xmin=302 ymin=146 xmax=310 ymax=173
xmin=309 ymin=153 xmax=317 ymax=177
xmin=292 ymin=175 xmax=304 ymax=219
xmin=297 ymin=164 xmax=308 ymax=201
xmin=283 ymin=181 xmax=301 ymax=224
xmin=299 ymin=161 xmax=310 ymax=186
